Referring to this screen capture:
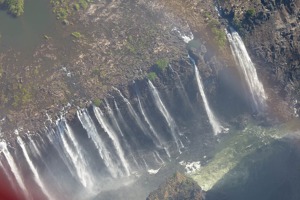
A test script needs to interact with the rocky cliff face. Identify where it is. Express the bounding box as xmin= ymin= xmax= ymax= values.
xmin=219 ymin=0 xmax=300 ymax=116
xmin=147 ymin=172 xmax=204 ymax=200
